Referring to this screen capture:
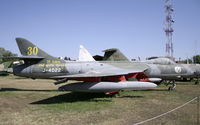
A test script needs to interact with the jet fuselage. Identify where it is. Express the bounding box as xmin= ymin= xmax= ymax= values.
xmin=13 ymin=60 xmax=195 ymax=81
